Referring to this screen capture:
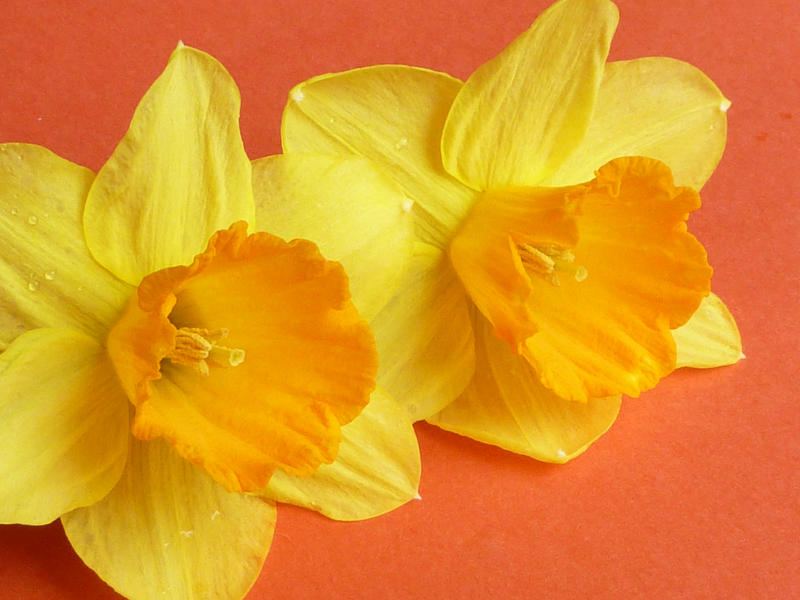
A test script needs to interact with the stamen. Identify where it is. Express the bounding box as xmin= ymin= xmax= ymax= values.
xmin=167 ymin=327 xmax=246 ymax=375
xmin=517 ymin=243 xmax=588 ymax=286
